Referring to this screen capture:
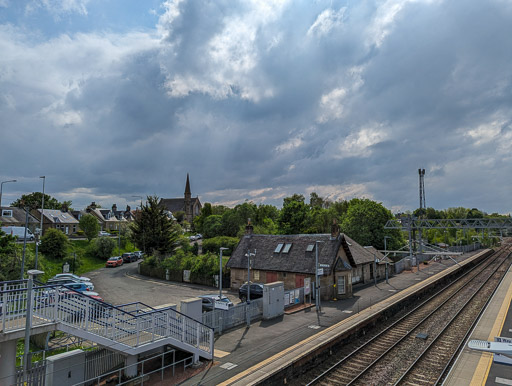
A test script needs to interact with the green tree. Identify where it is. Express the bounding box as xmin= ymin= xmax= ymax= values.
xmin=11 ymin=192 xmax=71 ymax=211
xmin=278 ymin=195 xmax=311 ymax=234
xmin=79 ymin=214 xmax=100 ymax=242
xmin=130 ymin=195 xmax=179 ymax=257
xmin=201 ymin=236 xmax=240 ymax=255
xmin=93 ymin=237 xmax=116 ymax=260
xmin=40 ymin=228 xmax=68 ymax=260
xmin=341 ymin=198 xmax=403 ymax=249
xmin=0 ymin=228 xmax=20 ymax=281
xmin=203 ymin=215 xmax=223 ymax=238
